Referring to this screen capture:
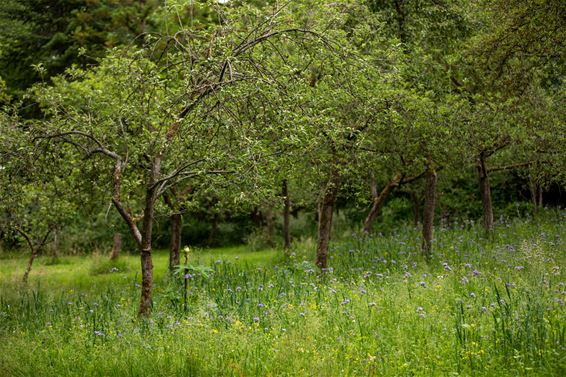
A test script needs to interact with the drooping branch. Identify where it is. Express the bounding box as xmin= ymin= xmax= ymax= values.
xmin=38 ymin=130 xmax=121 ymax=161
xmin=111 ymin=159 xmax=142 ymax=247
xmin=13 ymin=226 xmax=34 ymax=253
